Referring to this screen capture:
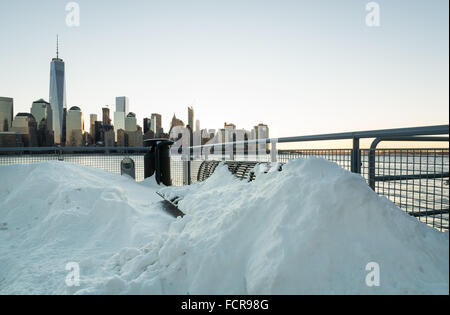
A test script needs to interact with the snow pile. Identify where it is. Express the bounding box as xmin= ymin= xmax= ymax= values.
xmin=0 ymin=159 xmax=448 ymax=294
xmin=0 ymin=162 xmax=173 ymax=294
